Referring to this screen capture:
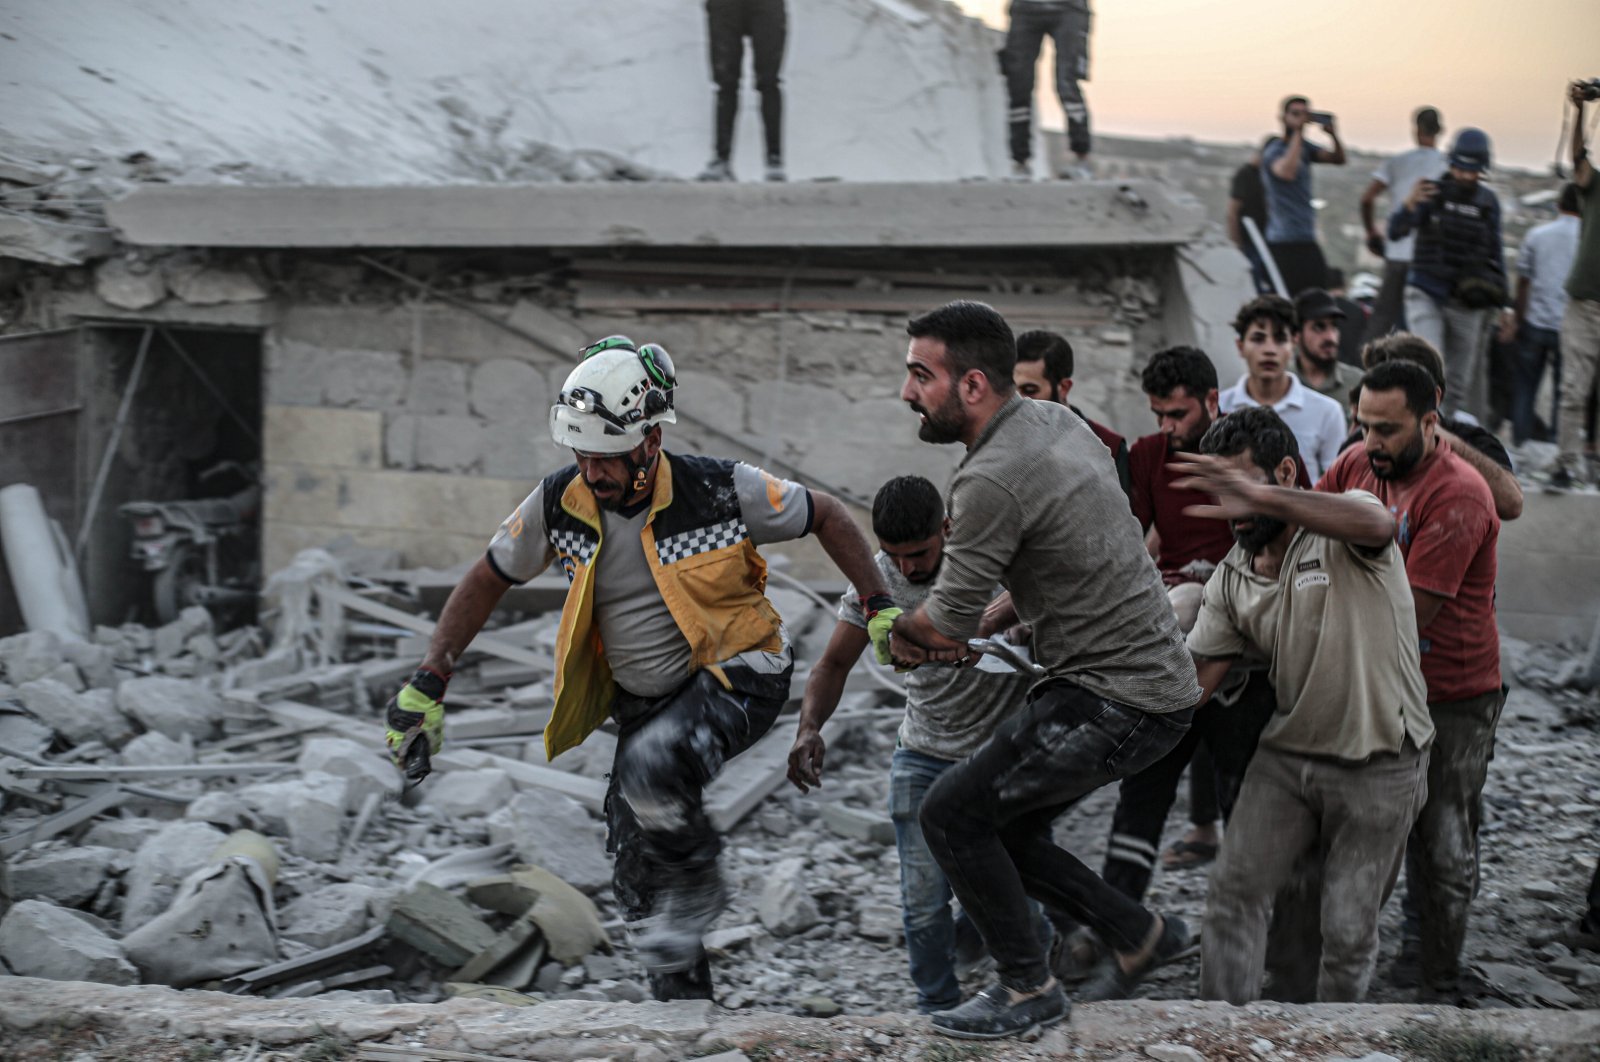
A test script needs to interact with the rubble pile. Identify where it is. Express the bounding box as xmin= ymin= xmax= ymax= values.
xmin=2 ymin=558 xmax=1597 ymax=1043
